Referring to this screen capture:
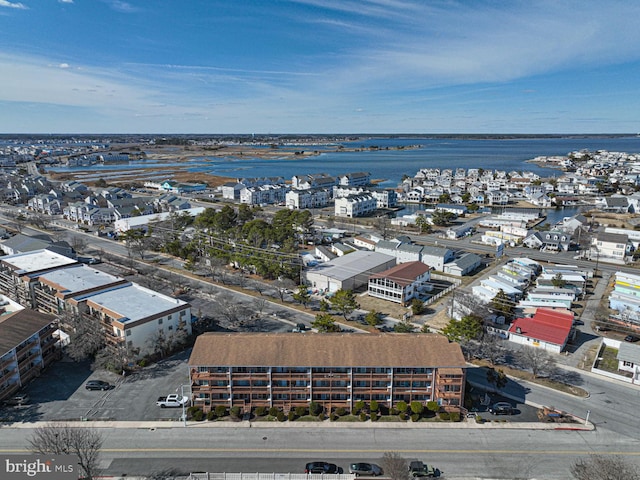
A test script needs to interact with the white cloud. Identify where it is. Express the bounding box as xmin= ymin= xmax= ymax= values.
xmin=58 ymin=0 xmax=74 ymax=3
xmin=104 ymin=0 xmax=136 ymax=13
xmin=58 ymin=63 xmax=70 ymax=69
xmin=0 ymin=0 xmax=27 ymax=9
